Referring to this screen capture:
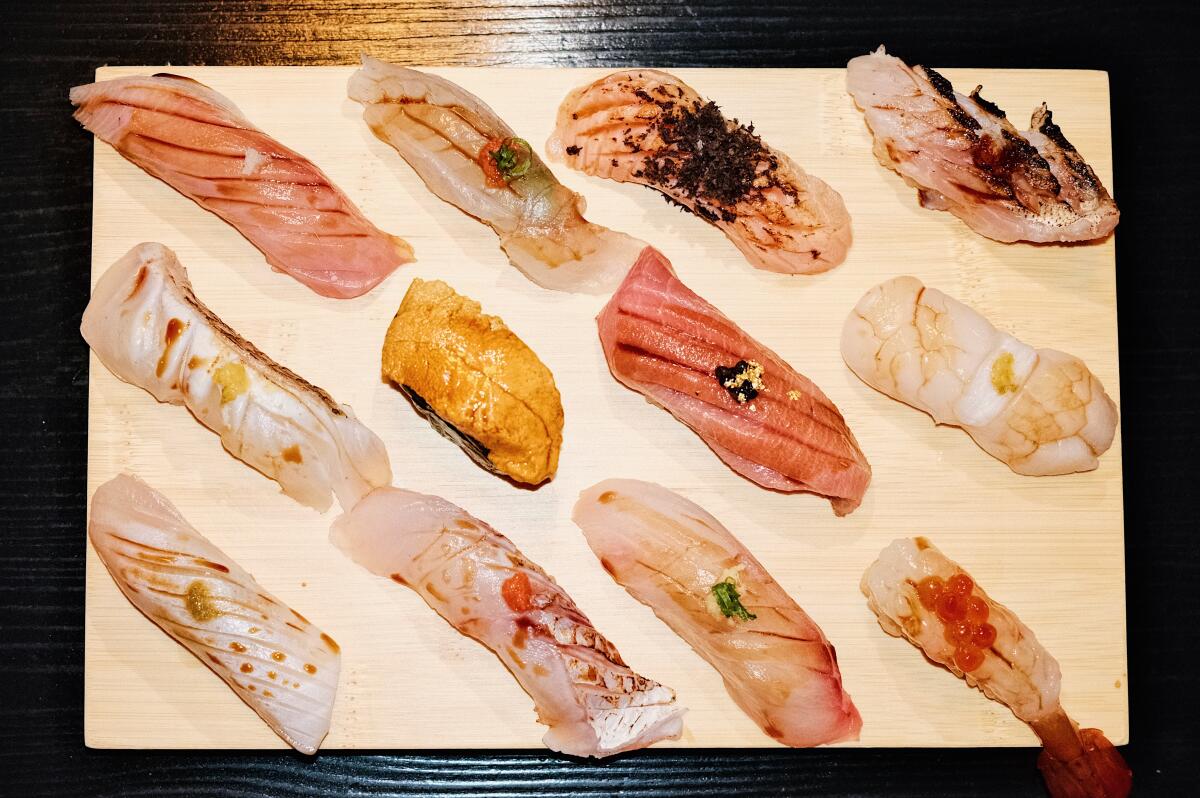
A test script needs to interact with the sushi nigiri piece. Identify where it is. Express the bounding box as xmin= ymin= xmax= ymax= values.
xmin=845 ymin=47 xmax=1119 ymax=243
xmin=330 ymin=487 xmax=685 ymax=757
xmin=598 ymin=246 xmax=871 ymax=515
xmin=82 ymin=243 xmax=392 ymax=511
xmin=71 ymin=73 xmax=414 ymax=298
xmin=347 ymin=57 xmax=646 ymax=294
xmin=547 ymin=69 xmax=852 ymax=274
xmin=89 ymin=474 xmax=341 ymax=754
xmin=862 ymin=537 xmax=1131 ymax=797
xmin=573 ymin=479 xmax=861 ymax=746
xmin=841 ymin=275 xmax=1118 ymax=476
xmin=381 ymin=278 xmax=563 ymax=485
